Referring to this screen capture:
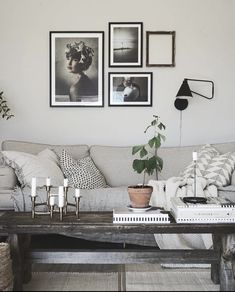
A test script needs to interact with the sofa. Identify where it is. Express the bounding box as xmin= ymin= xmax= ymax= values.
xmin=1 ymin=140 xmax=235 ymax=247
